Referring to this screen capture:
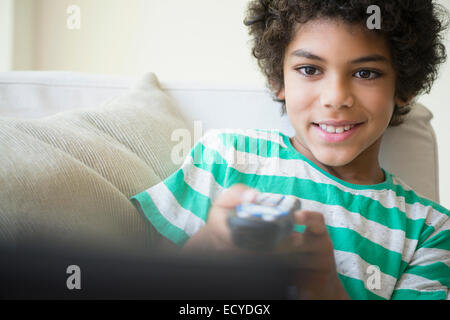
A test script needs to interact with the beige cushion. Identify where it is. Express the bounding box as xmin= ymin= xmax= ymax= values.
xmin=0 ymin=73 xmax=191 ymax=251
